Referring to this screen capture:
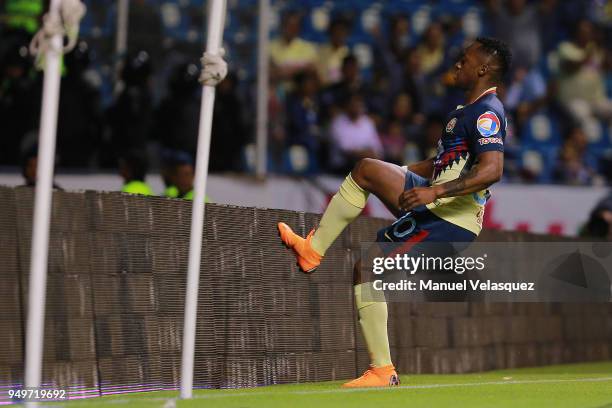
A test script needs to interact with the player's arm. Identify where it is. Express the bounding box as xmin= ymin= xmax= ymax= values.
xmin=433 ymin=151 xmax=503 ymax=198
xmin=399 ymin=151 xmax=503 ymax=210
xmin=407 ymin=157 xmax=434 ymax=179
